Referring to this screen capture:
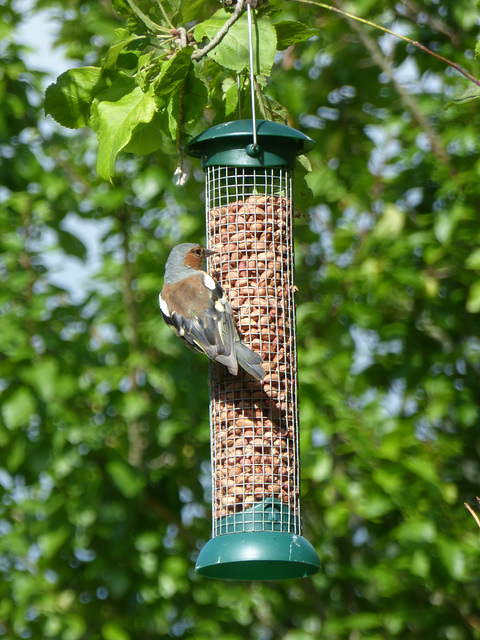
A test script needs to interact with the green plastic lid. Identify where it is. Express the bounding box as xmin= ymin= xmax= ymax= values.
xmin=184 ymin=119 xmax=315 ymax=168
